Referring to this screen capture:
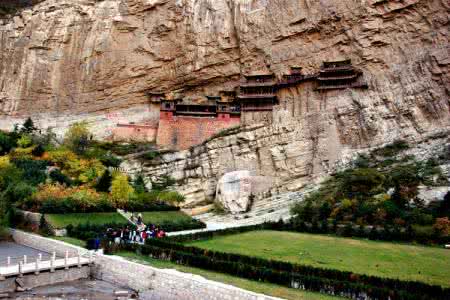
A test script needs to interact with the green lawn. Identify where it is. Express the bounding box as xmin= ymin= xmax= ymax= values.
xmin=186 ymin=230 xmax=450 ymax=287
xmin=46 ymin=212 xmax=128 ymax=228
xmin=51 ymin=236 xmax=86 ymax=248
xmin=117 ymin=251 xmax=340 ymax=300
xmin=139 ymin=211 xmax=193 ymax=224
